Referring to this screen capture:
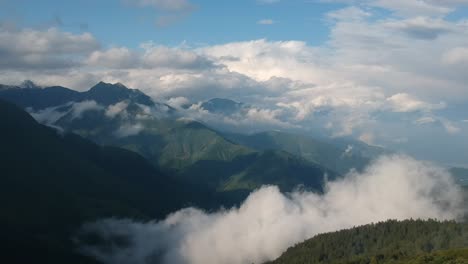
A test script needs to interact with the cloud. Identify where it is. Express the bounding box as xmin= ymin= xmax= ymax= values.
xmin=257 ymin=19 xmax=275 ymax=25
xmin=440 ymin=118 xmax=461 ymax=134
xmin=70 ymin=100 xmax=104 ymax=120
xmin=442 ymin=47 xmax=468 ymax=64
xmin=141 ymin=43 xmax=214 ymax=69
xmin=327 ymin=6 xmax=371 ymax=21
xmin=385 ymin=17 xmax=453 ymax=40
xmin=28 ymin=105 xmax=69 ymax=125
xmin=324 ymin=0 xmax=463 ymax=17
xmin=0 ymin=26 xmax=99 ymax=70
xmin=105 ymin=101 xmax=130 ymax=119
xmin=257 ymin=0 xmax=280 ymax=4
xmin=370 ymin=0 xmax=453 ymax=17
xmin=78 ymin=155 xmax=464 ymax=264
xmin=28 ymin=100 xmax=103 ymax=125
xmin=114 ymin=123 xmax=144 ymax=138
xmin=414 ymin=116 xmax=437 ymax=125
xmin=123 ymin=0 xmax=195 ymax=27
xmin=86 ymin=47 xmax=139 ymax=69
xmin=86 ymin=44 xmax=215 ymax=70
xmin=124 ymin=0 xmax=193 ymax=12
xmin=386 ymin=93 xmax=445 ymax=112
